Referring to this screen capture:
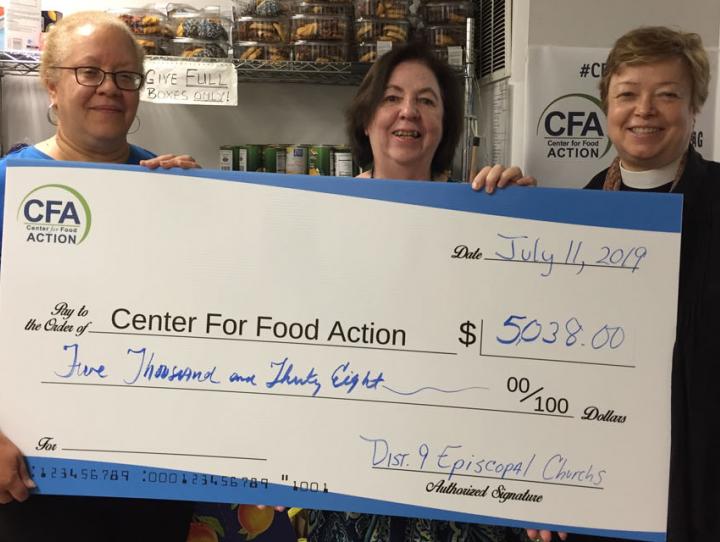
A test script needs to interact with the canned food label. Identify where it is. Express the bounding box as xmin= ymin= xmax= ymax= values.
xmin=277 ymin=152 xmax=287 ymax=173
xmin=308 ymin=146 xmax=331 ymax=176
xmin=238 ymin=148 xmax=248 ymax=172
xmin=333 ymin=151 xmax=354 ymax=177
xmin=286 ymin=146 xmax=307 ymax=174
xmin=219 ymin=149 xmax=233 ymax=171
